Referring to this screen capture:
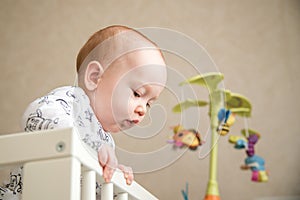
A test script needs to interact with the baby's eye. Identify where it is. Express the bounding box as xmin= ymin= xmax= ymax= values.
xmin=147 ymin=100 xmax=155 ymax=108
xmin=133 ymin=91 xmax=140 ymax=97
